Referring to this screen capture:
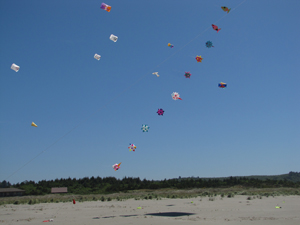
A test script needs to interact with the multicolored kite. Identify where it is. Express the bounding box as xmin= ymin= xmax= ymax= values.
xmin=128 ymin=144 xmax=136 ymax=152
xmin=141 ymin=124 xmax=149 ymax=132
xmin=112 ymin=162 xmax=121 ymax=171
xmin=171 ymin=92 xmax=182 ymax=100
xmin=205 ymin=41 xmax=214 ymax=48
xmin=184 ymin=72 xmax=191 ymax=78
xmin=221 ymin=6 xmax=231 ymax=13
xmin=195 ymin=55 xmax=203 ymax=62
xmin=218 ymin=82 xmax=227 ymax=88
xmin=168 ymin=43 xmax=174 ymax=48
xmin=100 ymin=3 xmax=111 ymax=12
xmin=157 ymin=108 xmax=164 ymax=115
